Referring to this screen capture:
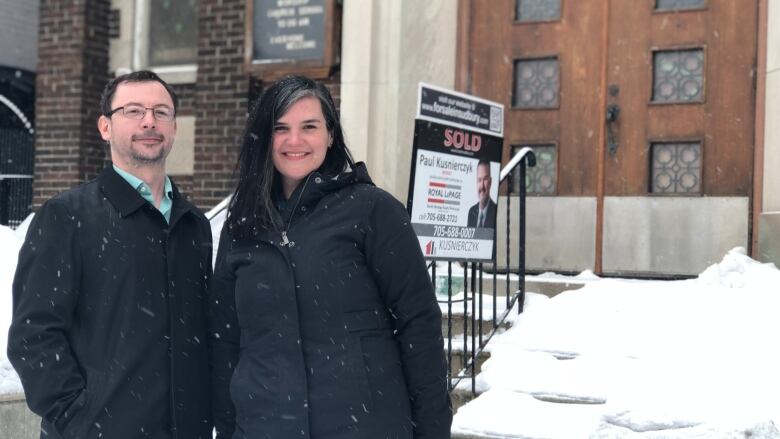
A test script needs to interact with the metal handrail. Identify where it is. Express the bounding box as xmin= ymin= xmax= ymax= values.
xmin=500 ymin=146 xmax=536 ymax=183
xmin=443 ymin=147 xmax=536 ymax=392
xmin=205 ymin=194 xmax=230 ymax=221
